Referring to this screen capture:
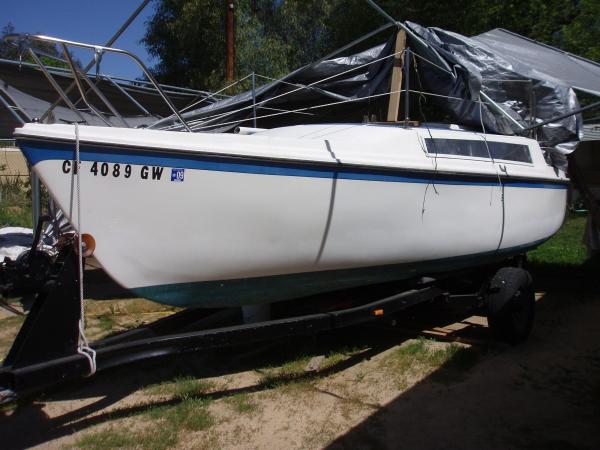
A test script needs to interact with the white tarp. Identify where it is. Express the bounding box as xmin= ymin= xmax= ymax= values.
xmin=0 ymin=226 xmax=32 ymax=261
